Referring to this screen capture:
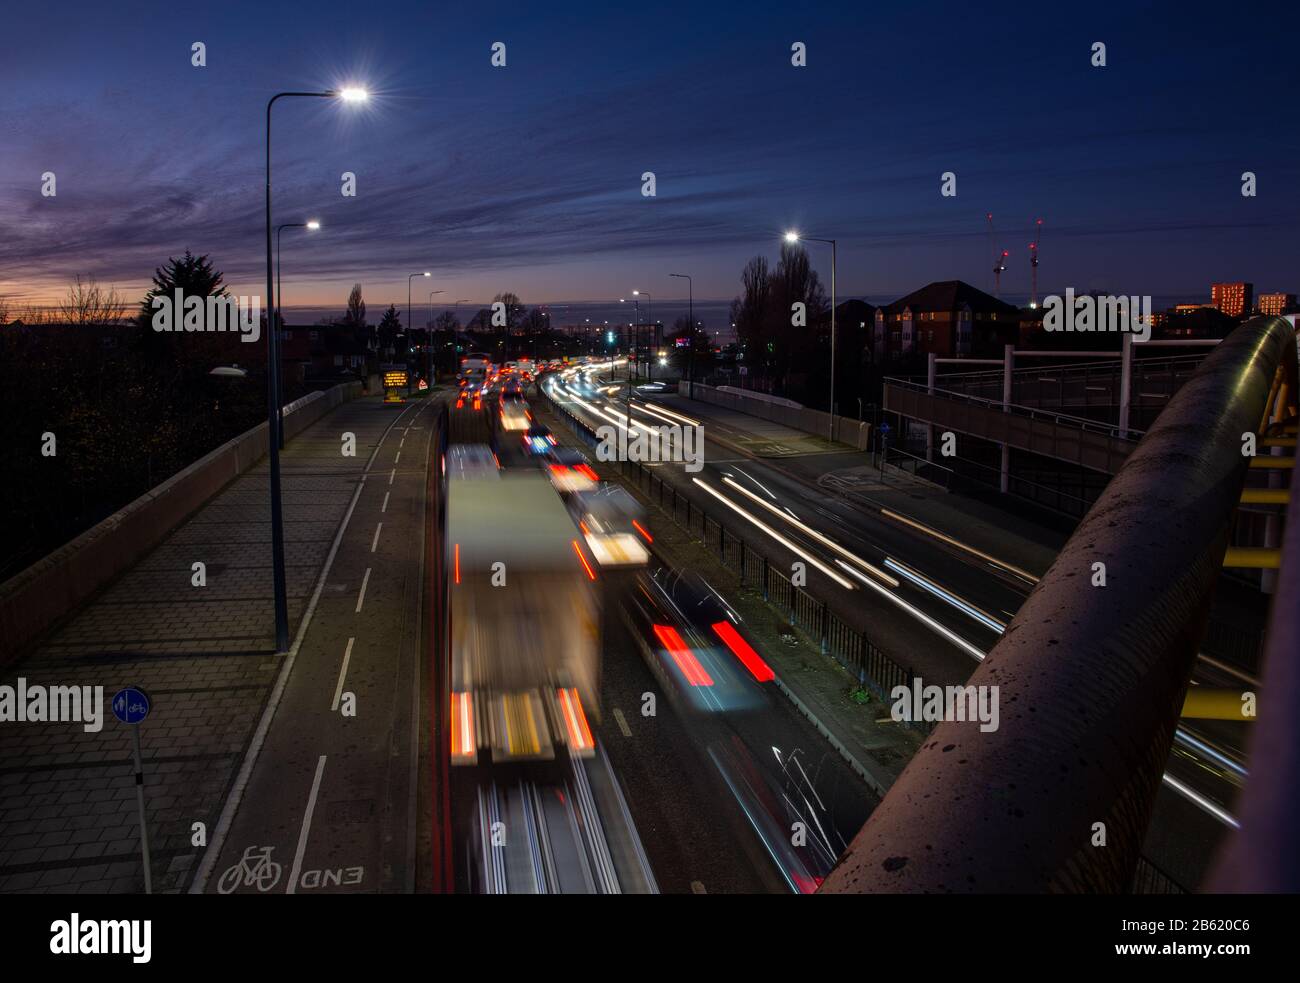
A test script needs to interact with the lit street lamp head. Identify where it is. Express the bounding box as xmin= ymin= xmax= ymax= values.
xmin=336 ymin=87 xmax=369 ymax=103
xmin=784 ymin=231 xmax=800 ymax=243
xmin=306 ymin=220 xmax=321 ymax=230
